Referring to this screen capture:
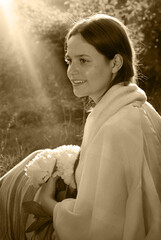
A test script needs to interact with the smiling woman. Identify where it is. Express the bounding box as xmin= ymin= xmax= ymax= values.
xmin=0 ymin=13 xmax=161 ymax=240
xmin=65 ymin=34 xmax=117 ymax=103
xmin=50 ymin=14 xmax=161 ymax=240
